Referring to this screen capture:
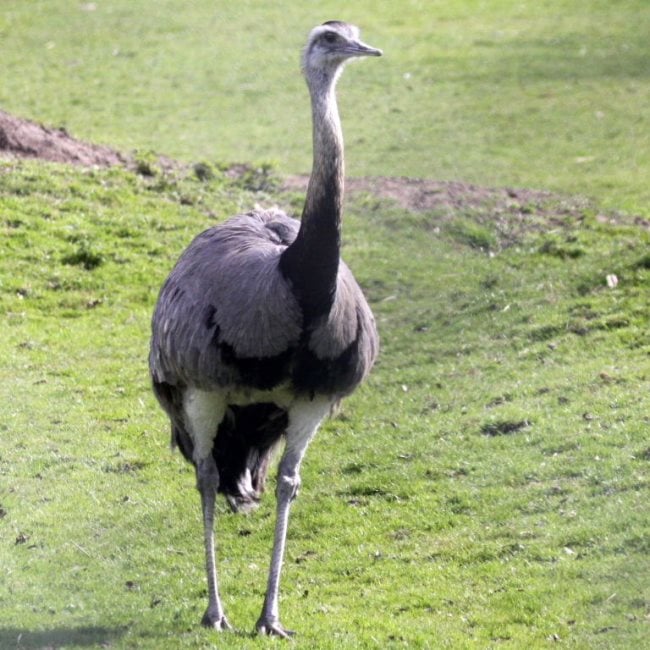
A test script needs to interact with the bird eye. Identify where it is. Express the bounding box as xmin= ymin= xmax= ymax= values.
xmin=323 ymin=32 xmax=337 ymax=44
